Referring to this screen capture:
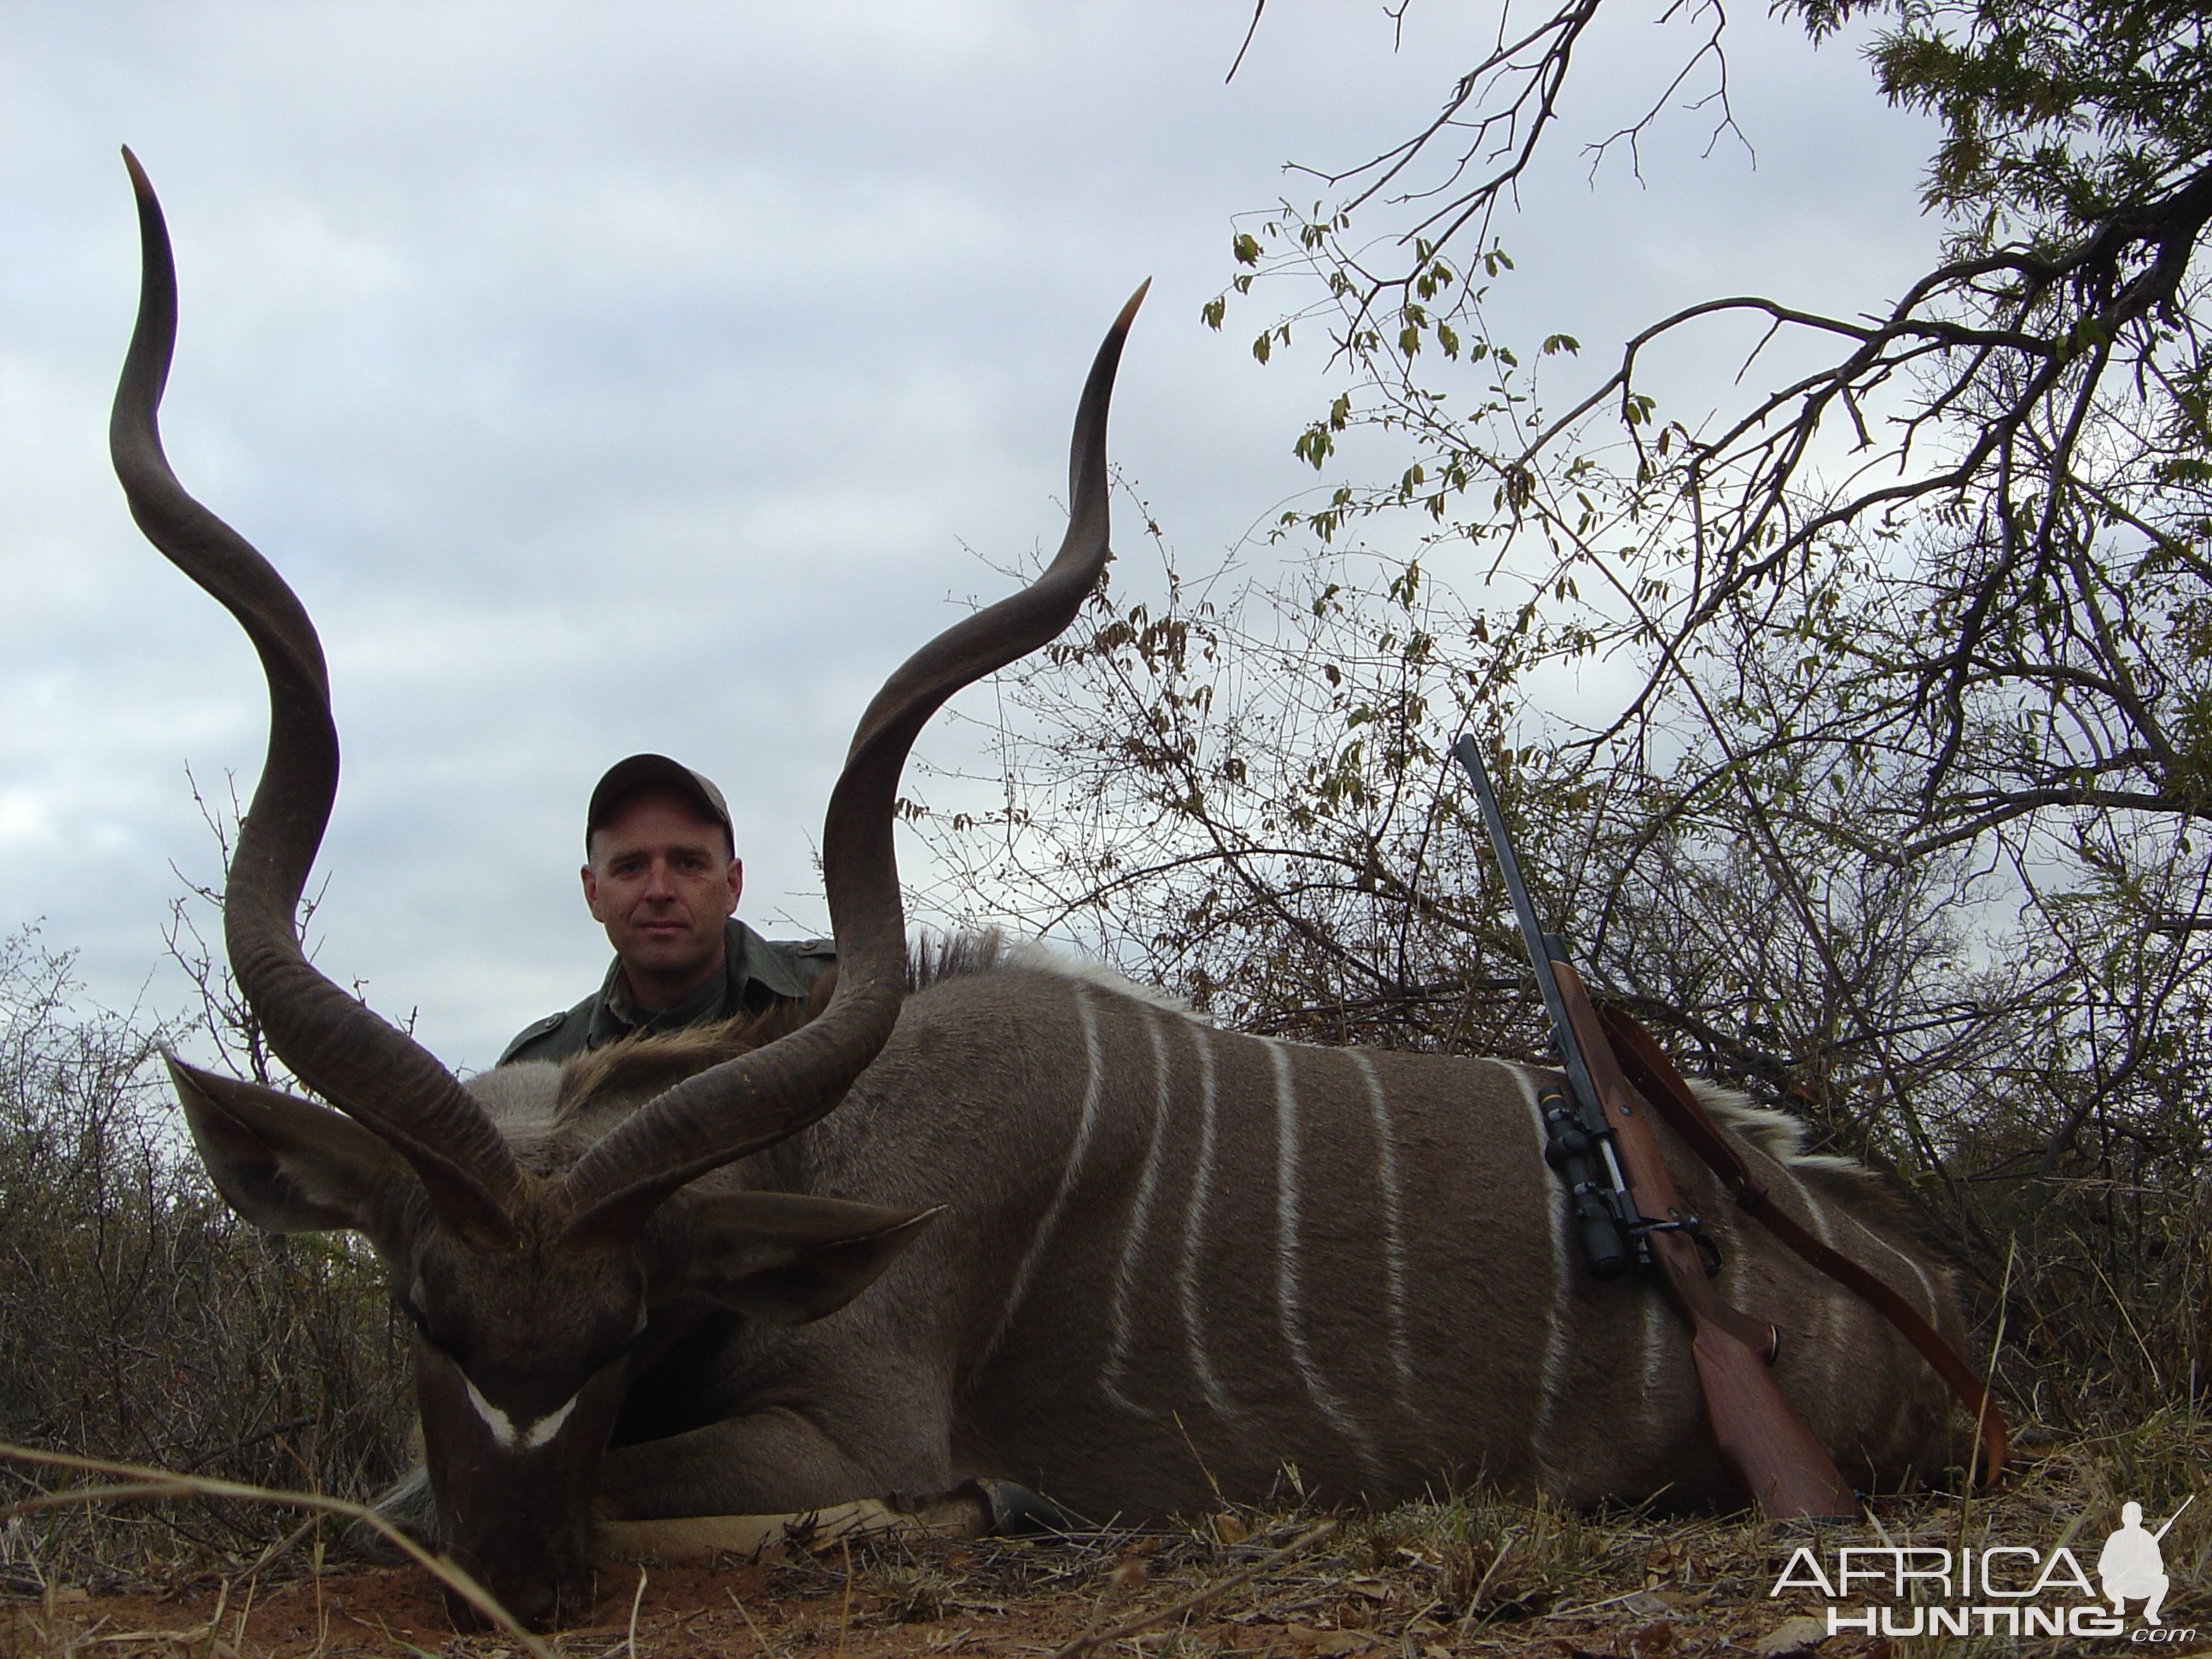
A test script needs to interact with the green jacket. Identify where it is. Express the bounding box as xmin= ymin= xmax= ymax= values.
xmin=497 ymin=918 xmax=835 ymax=1066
